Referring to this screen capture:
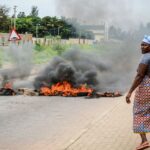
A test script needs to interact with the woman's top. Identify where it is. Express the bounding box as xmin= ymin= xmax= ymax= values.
xmin=140 ymin=53 xmax=150 ymax=75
